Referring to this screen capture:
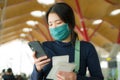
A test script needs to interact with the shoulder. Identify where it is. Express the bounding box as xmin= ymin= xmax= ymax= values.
xmin=80 ymin=40 xmax=97 ymax=54
xmin=80 ymin=40 xmax=95 ymax=48
xmin=80 ymin=40 xmax=98 ymax=57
